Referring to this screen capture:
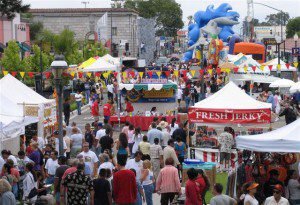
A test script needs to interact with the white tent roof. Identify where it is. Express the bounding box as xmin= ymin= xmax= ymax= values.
xmin=102 ymin=54 xmax=120 ymax=65
xmin=83 ymin=58 xmax=117 ymax=72
xmin=263 ymin=58 xmax=297 ymax=71
xmin=0 ymin=74 xmax=53 ymax=105
xmin=229 ymin=74 xmax=280 ymax=84
xmin=290 ymin=82 xmax=300 ymax=93
xmin=269 ymin=78 xmax=296 ymax=88
xmin=236 ymin=119 xmax=300 ymax=153
xmin=192 ymin=81 xmax=272 ymax=109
